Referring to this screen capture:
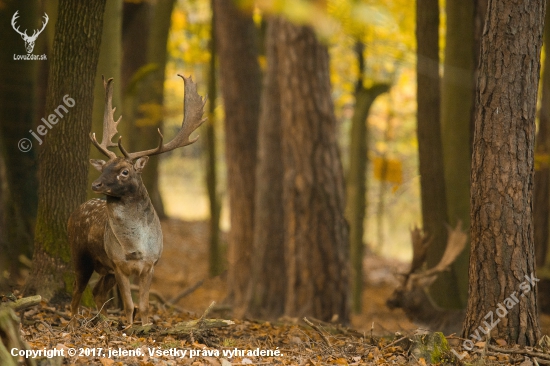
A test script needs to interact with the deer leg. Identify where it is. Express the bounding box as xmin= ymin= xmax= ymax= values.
xmin=138 ymin=269 xmax=154 ymax=326
xmin=113 ymin=269 xmax=134 ymax=325
xmin=92 ymin=273 xmax=116 ymax=316
xmin=70 ymin=257 xmax=94 ymax=322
